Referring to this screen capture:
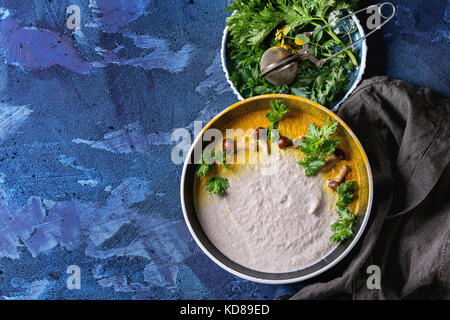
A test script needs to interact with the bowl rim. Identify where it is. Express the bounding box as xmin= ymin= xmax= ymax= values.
xmin=180 ymin=94 xmax=373 ymax=284
xmin=220 ymin=13 xmax=368 ymax=112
